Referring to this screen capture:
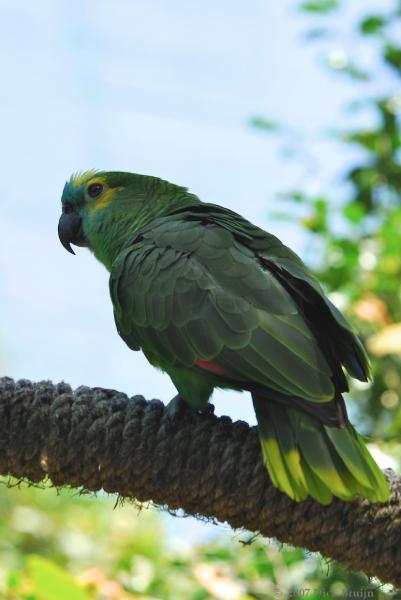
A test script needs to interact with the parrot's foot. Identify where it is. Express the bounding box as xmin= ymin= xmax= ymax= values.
xmin=164 ymin=394 xmax=188 ymax=421
xmin=164 ymin=395 xmax=215 ymax=425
